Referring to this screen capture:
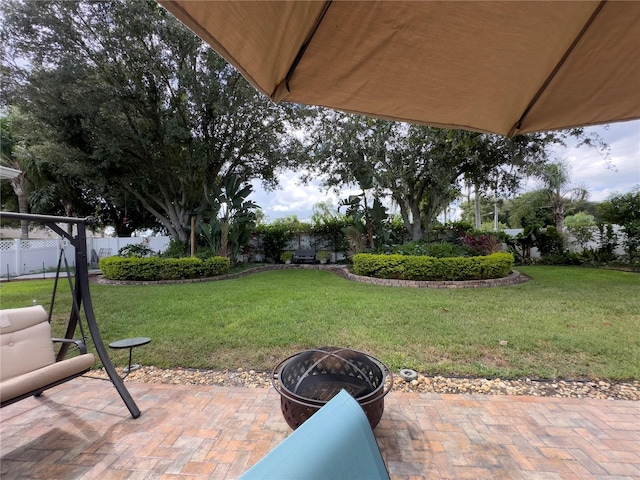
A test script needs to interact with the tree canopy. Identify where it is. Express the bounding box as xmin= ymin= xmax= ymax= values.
xmin=301 ymin=111 xmax=600 ymax=240
xmin=2 ymin=0 xmax=305 ymax=240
